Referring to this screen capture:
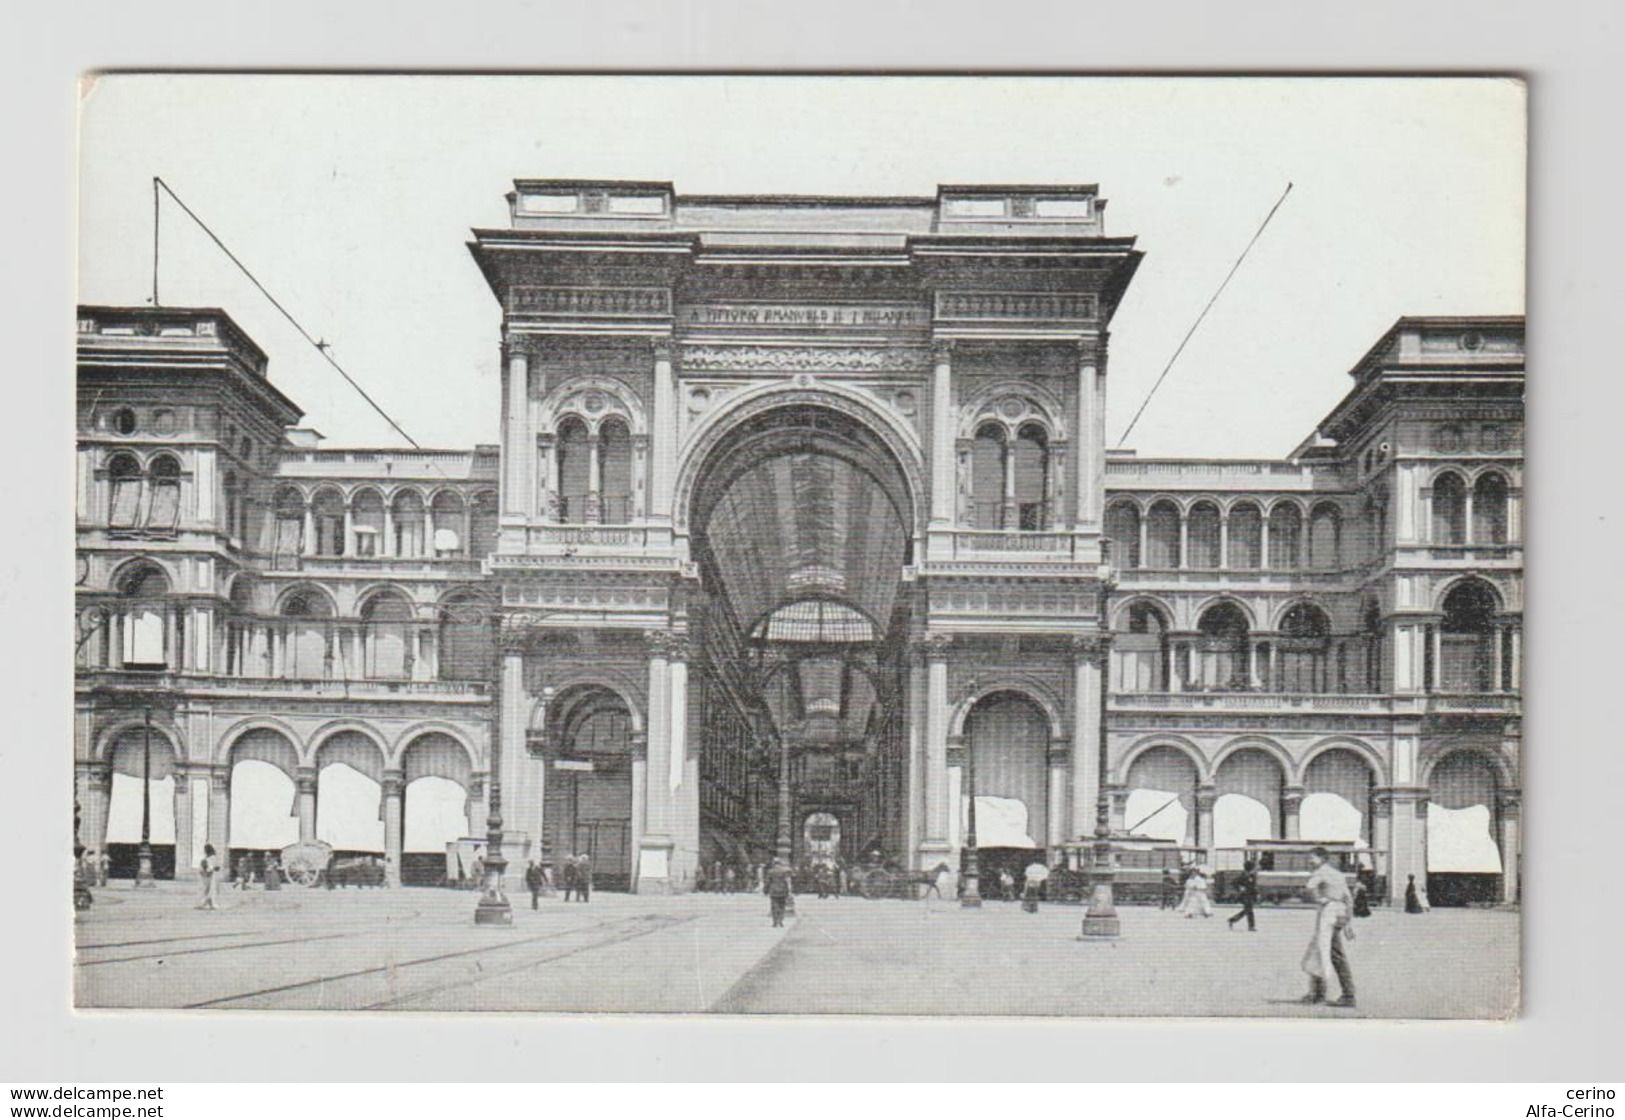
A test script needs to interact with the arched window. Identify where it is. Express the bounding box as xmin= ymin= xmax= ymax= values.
xmin=431 ymin=491 xmax=466 ymax=557
xmin=1104 ymin=502 xmax=1140 ymax=569
xmin=118 ymin=564 xmax=171 ymax=667
xmin=970 ymin=423 xmax=1006 ymax=529
xmin=1473 ymin=473 xmax=1509 ymax=545
xmin=272 ymin=487 xmax=305 ymax=568
xmin=1115 ymin=601 xmax=1170 ymax=692
xmin=279 ymin=589 xmax=334 ymax=679
xmin=438 ymin=594 xmax=493 ymax=682
xmin=351 ymin=488 xmax=385 ymax=557
xmin=360 ymin=591 xmax=414 ymax=680
xmin=145 ymin=455 xmax=181 ymax=534
xmin=468 ymin=491 xmax=499 ymax=558
xmin=1440 ymin=581 xmax=1498 ymax=692
xmin=1228 ymin=502 xmax=1262 ymax=569
xmin=1187 ymin=502 xmax=1221 ymax=569
xmin=599 ymin=419 xmax=633 ymax=523
xmin=222 ymin=471 xmax=240 ymax=543
xmin=557 ymin=418 xmax=590 ymax=524
xmin=1012 ymin=423 xmax=1049 ymax=531
xmin=1277 ymin=602 xmax=1332 ymax=693
xmin=107 ymin=453 xmax=143 ymax=530
xmin=1146 ymin=500 xmax=1182 ymax=569
xmin=391 ymin=490 xmax=426 ymax=557
xmin=1308 ymin=503 xmax=1341 ymax=569
xmin=1268 ymin=504 xmax=1302 ymax=569
xmin=311 ymin=488 xmax=345 ymax=557
xmin=1194 ymin=602 xmax=1250 ymax=691
xmin=1432 ymin=472 xmax=1466 ymax=545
